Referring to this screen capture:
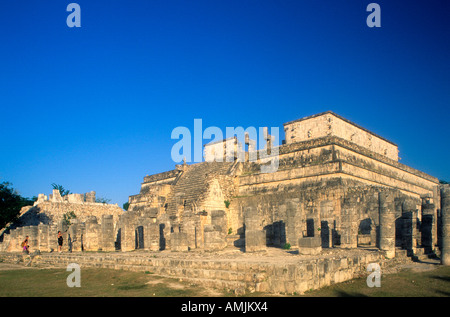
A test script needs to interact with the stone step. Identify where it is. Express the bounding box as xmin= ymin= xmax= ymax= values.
xmin=36 ymin=256 xmax=266 ymax=277
xmin=29 ymin=252 xmax=265 ymax=292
